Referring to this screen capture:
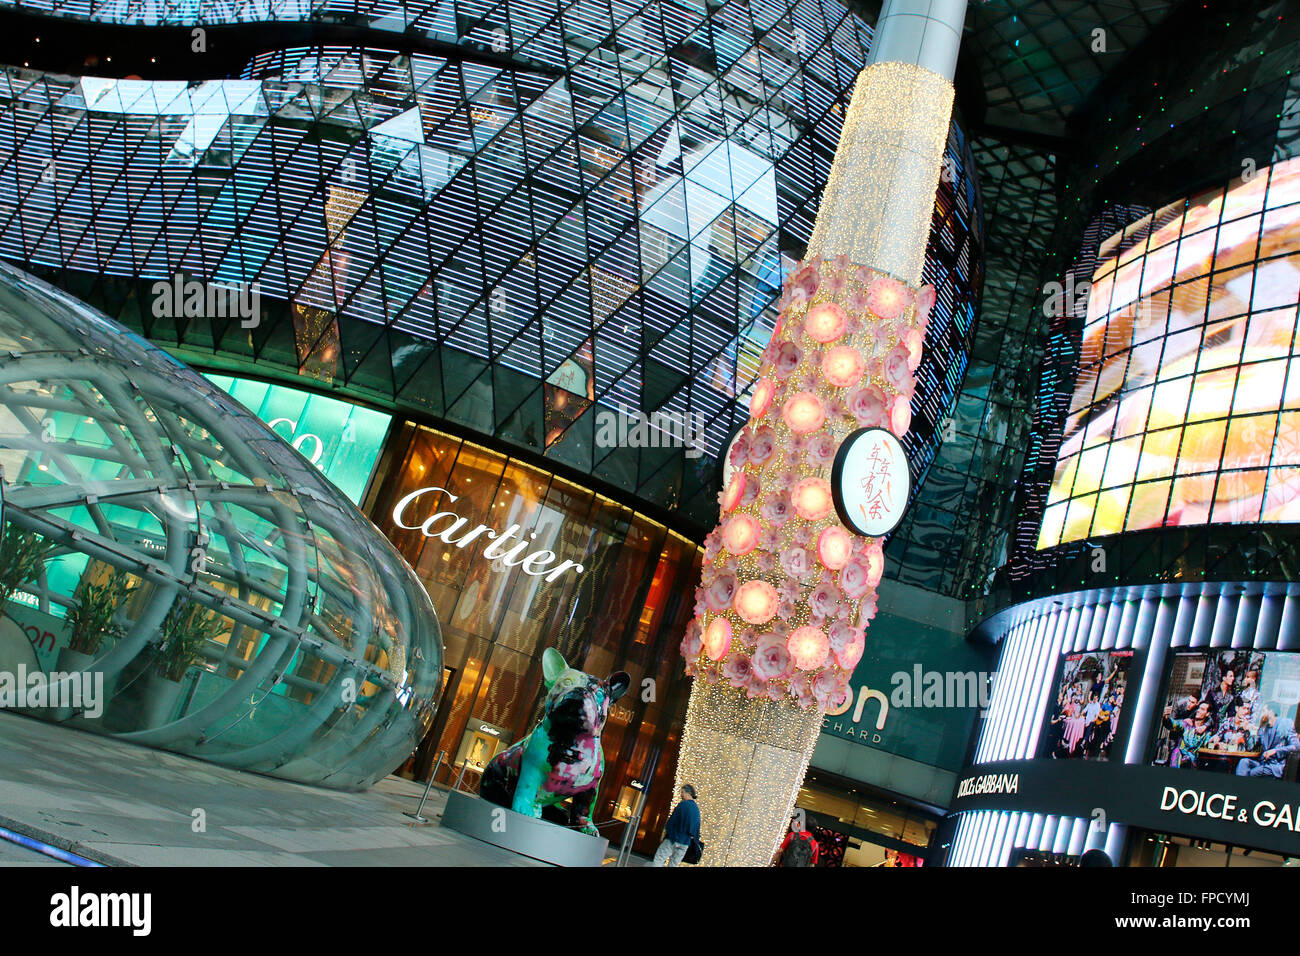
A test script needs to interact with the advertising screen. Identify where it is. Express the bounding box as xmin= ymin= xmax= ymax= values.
xmin=1153 ymin=650 xmax=1300 ymax=780
xmin=1038 ymin=156 xmax=1300 ymax=549
xmin=1040 ymin=650 xmax=1133 ymax=761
